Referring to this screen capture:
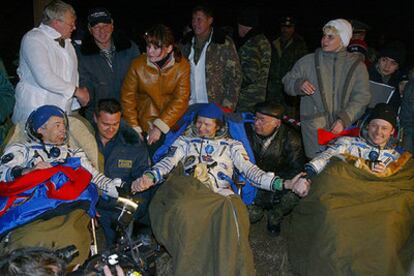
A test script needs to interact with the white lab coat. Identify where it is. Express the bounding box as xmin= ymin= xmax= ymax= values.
xmin=12 ymin=23 xmax=80 ymax=123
